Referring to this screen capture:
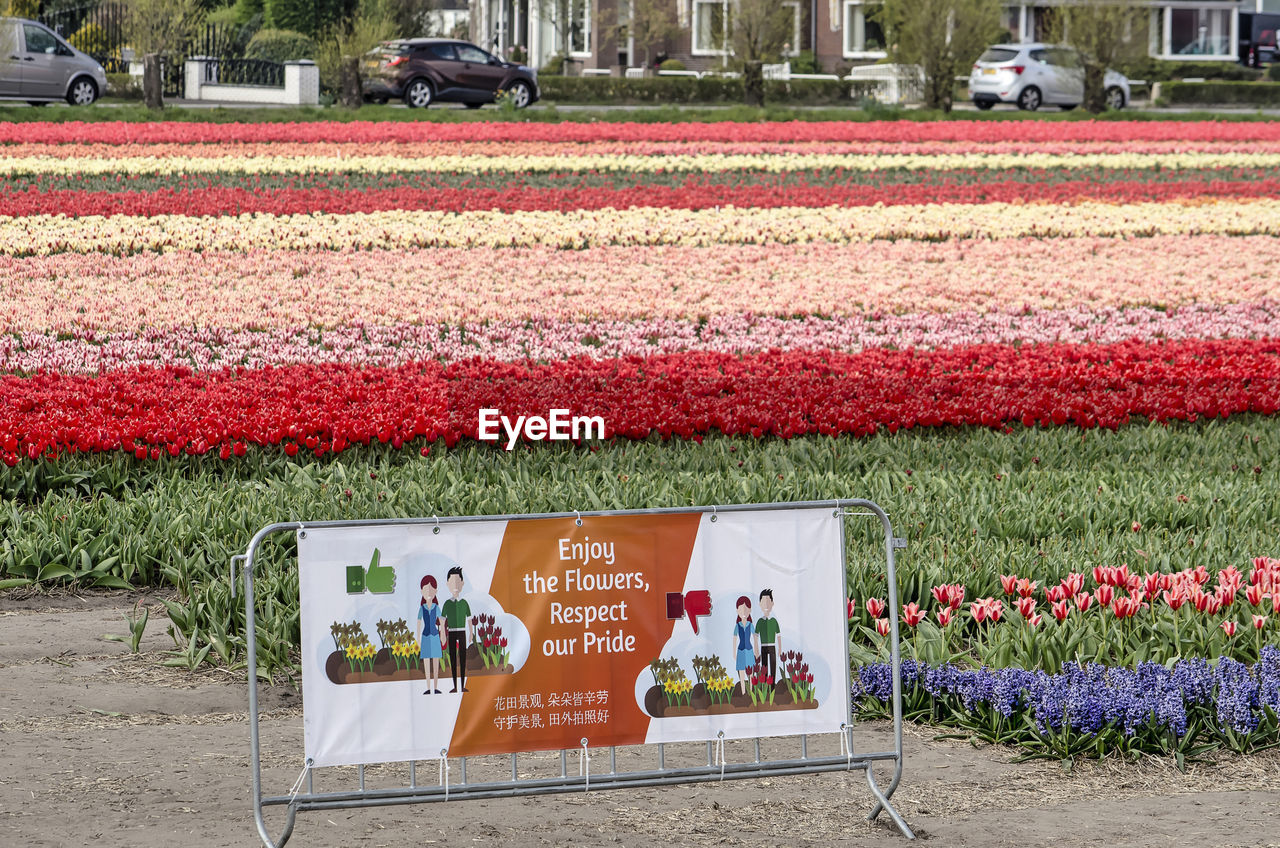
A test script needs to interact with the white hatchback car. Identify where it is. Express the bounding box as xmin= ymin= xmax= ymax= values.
xmin=968 ymin=43 xmax=1130 ymax=111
